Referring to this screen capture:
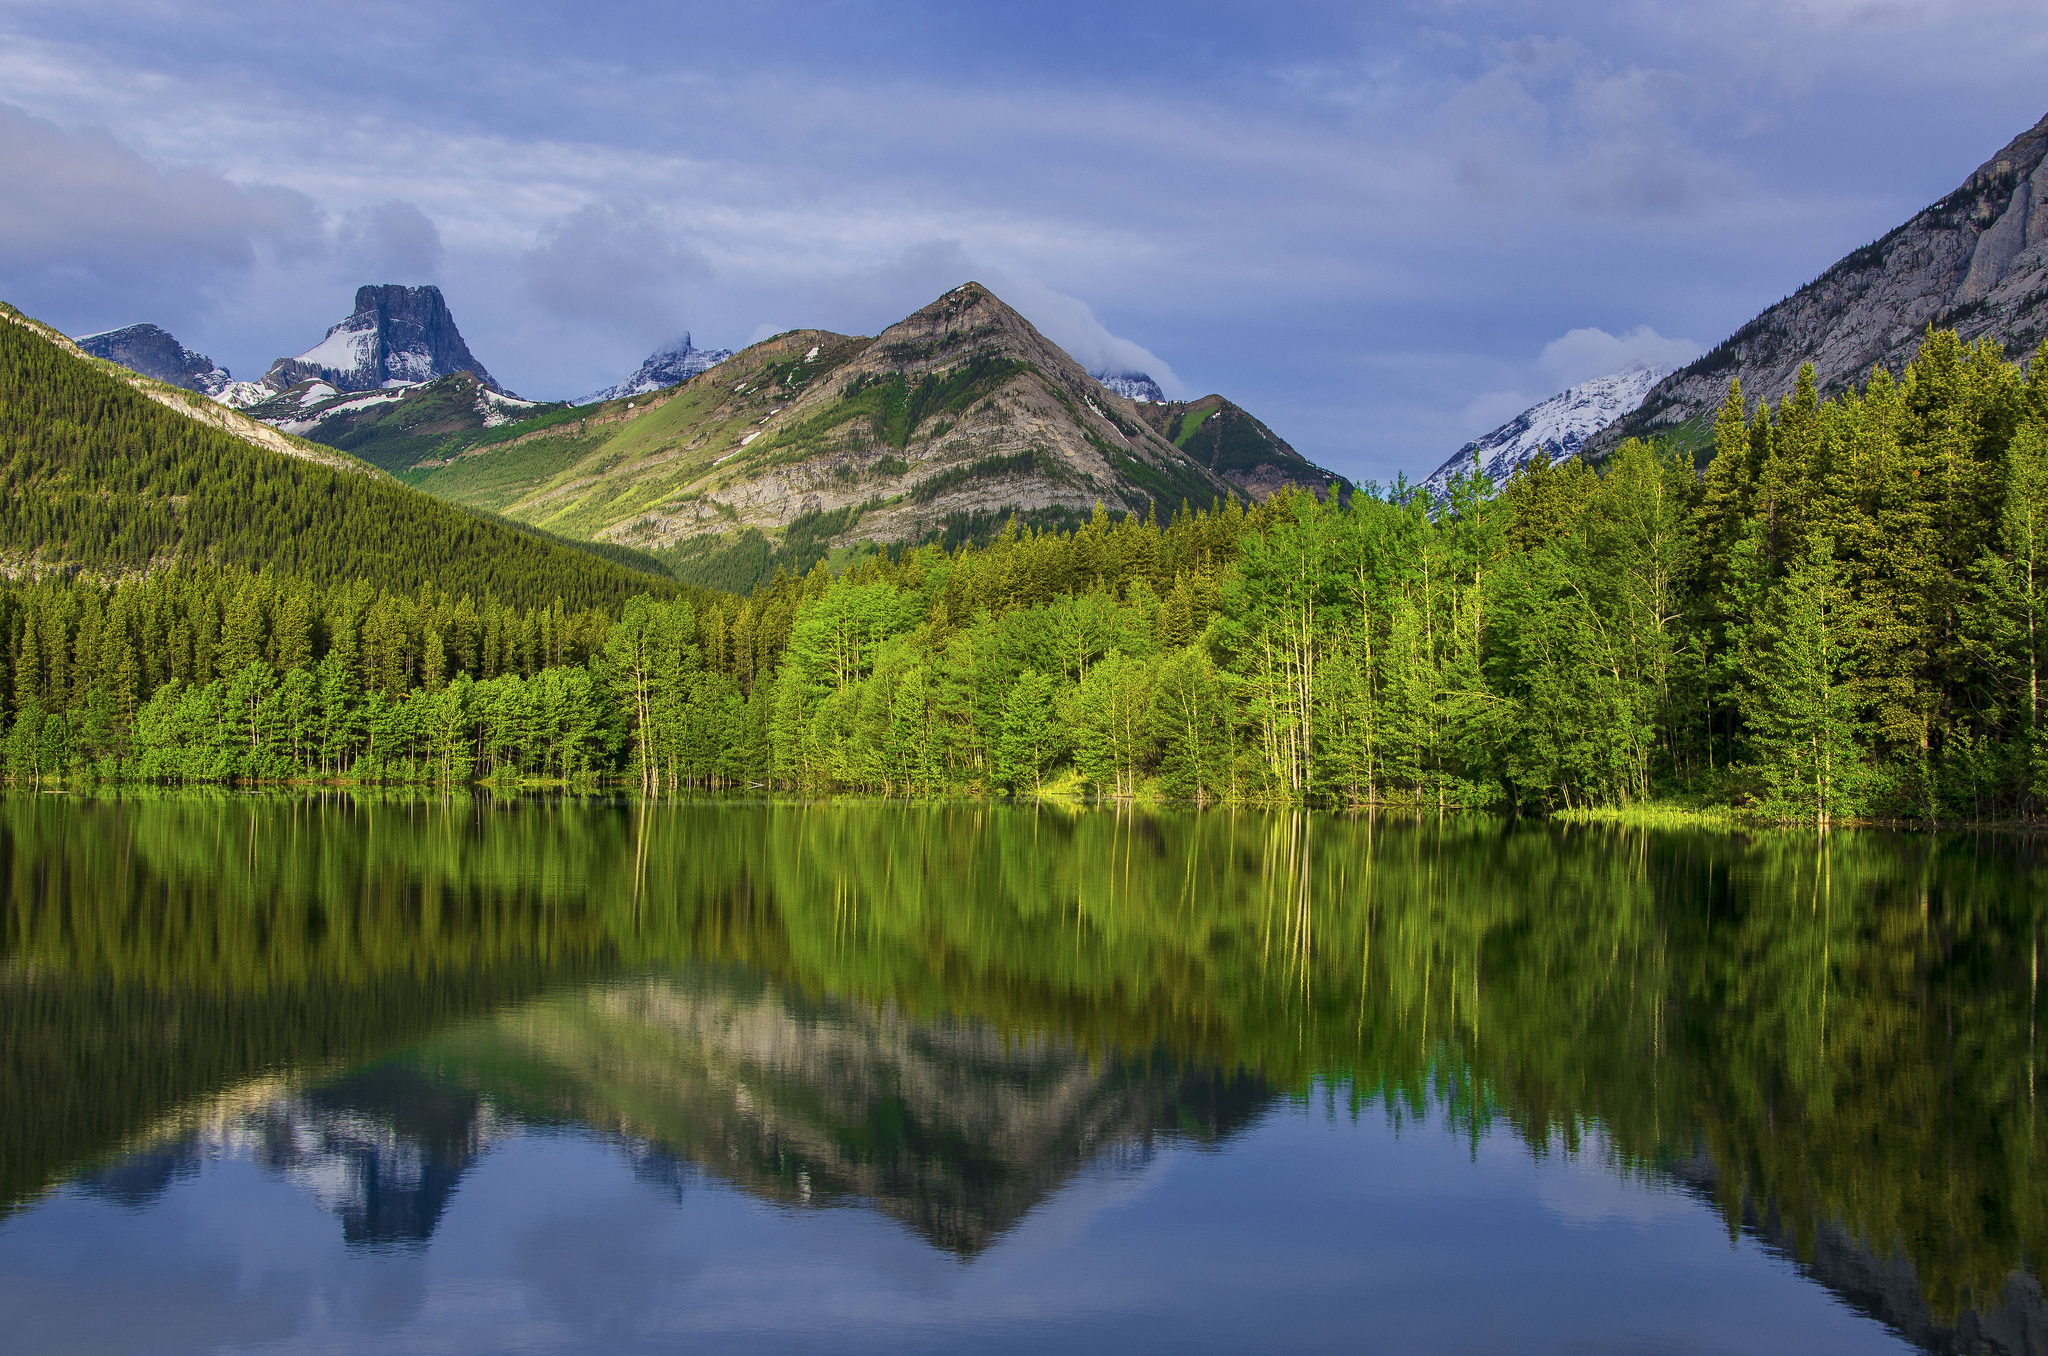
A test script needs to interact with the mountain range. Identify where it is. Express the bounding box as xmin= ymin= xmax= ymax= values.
xmin=64 ymin=103 xmax=2048 ymax=557
xmin=396 ymin=283 xmax=1342 ymax=583
xmin=72 ymin=282 xmax=1340 ymax=586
